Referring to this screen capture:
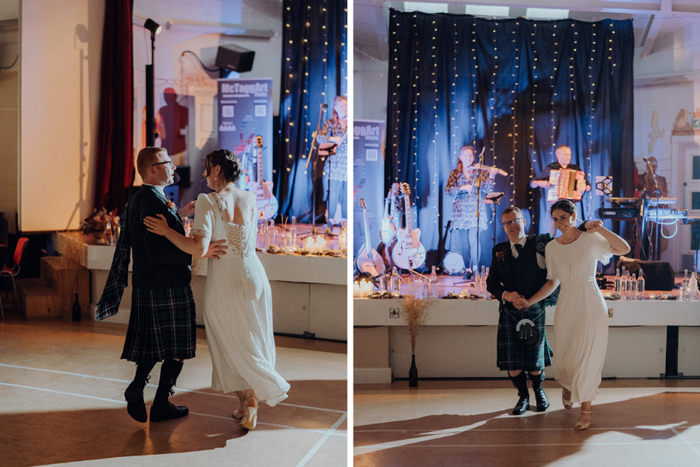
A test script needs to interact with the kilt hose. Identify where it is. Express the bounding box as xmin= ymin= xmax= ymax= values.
xmin=497 ymin=304 xmax=552 ymax=372
xmin=121 ymin=286 xmax=197 ymax=363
